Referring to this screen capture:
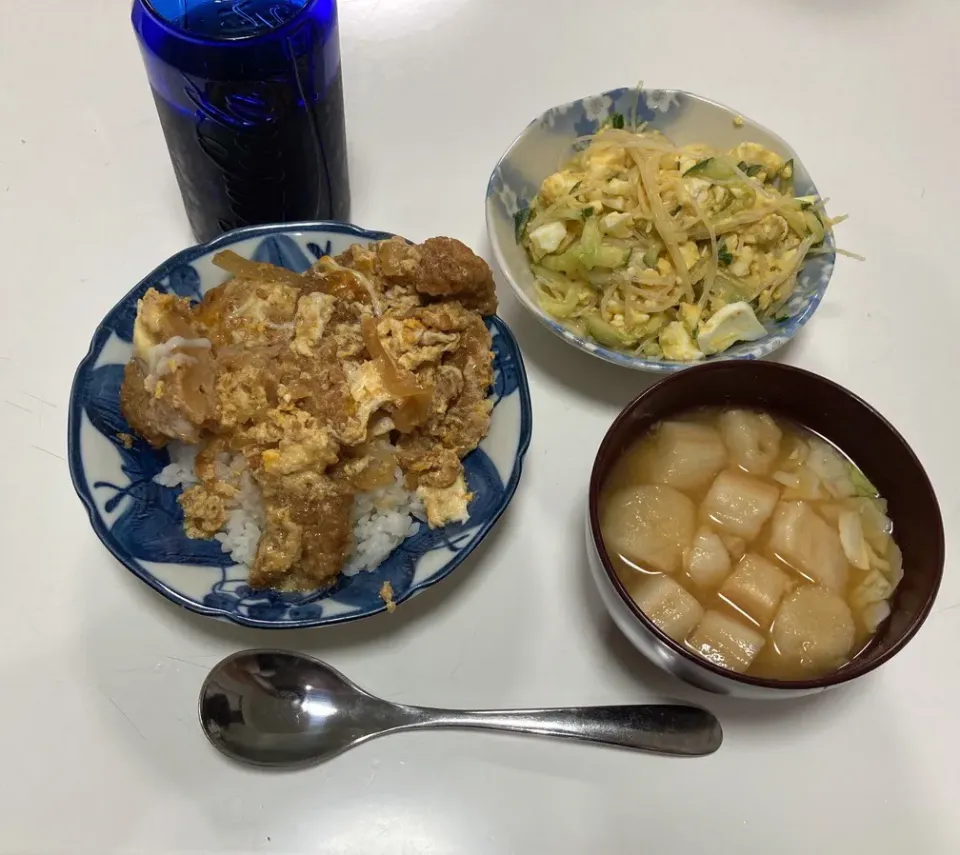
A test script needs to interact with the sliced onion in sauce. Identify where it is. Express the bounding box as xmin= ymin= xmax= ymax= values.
xmin=212 ymin=250 xmax=304 ymax=287
xmin=361 ymin=318 xmax=434 ymax=432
